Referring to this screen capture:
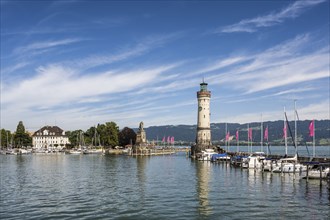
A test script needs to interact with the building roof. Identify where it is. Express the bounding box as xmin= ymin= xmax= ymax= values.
xmin=32 ymin=126 xmax=67 ymax=137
